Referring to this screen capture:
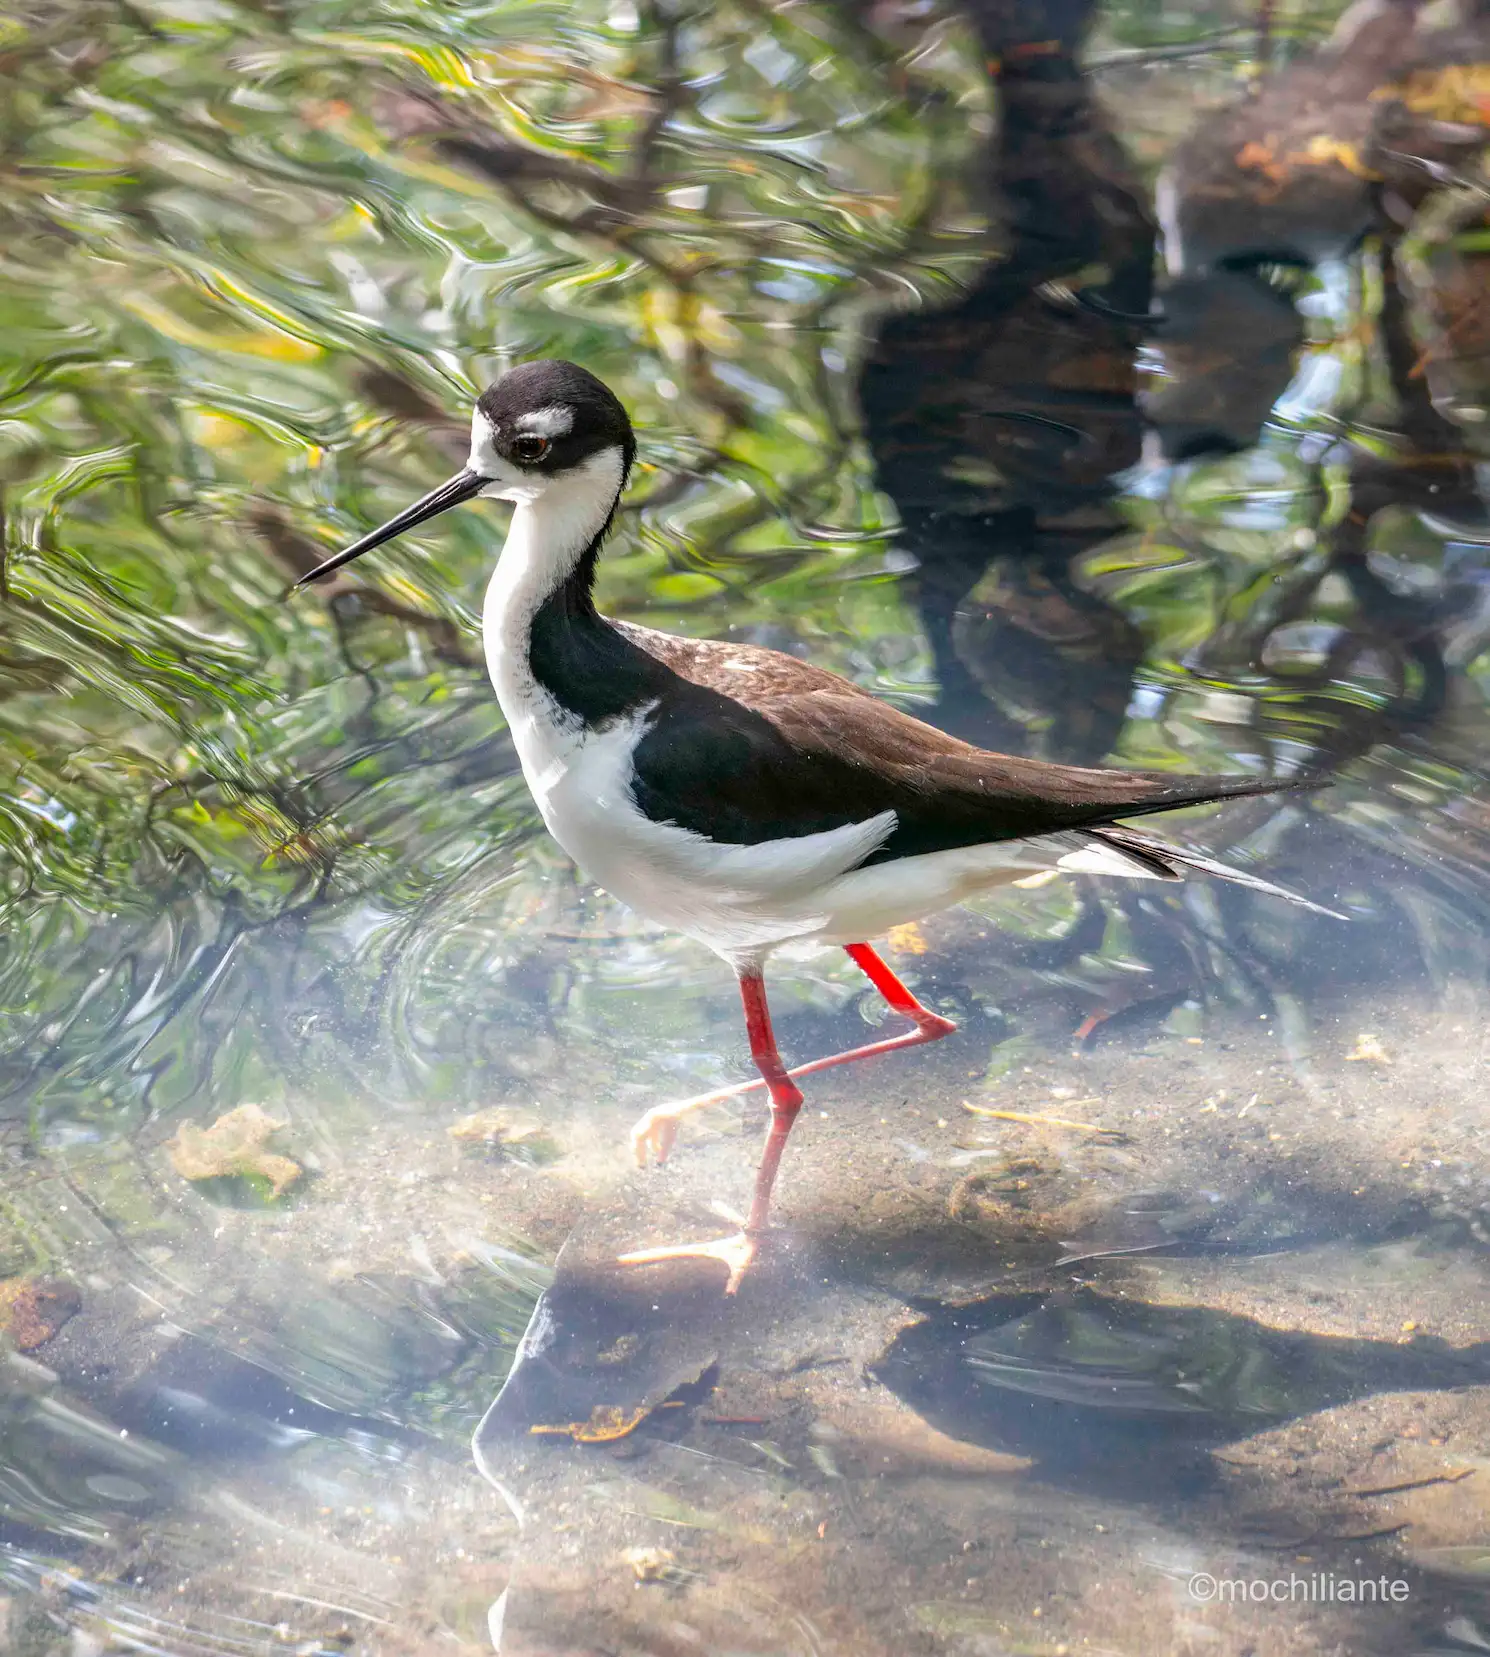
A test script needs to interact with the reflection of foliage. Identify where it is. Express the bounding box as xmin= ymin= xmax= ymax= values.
xmin=4 ymin=0 xmax=1490 ymax=1133
xmin=0 ymin=0 xmax=993 ymax=1122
